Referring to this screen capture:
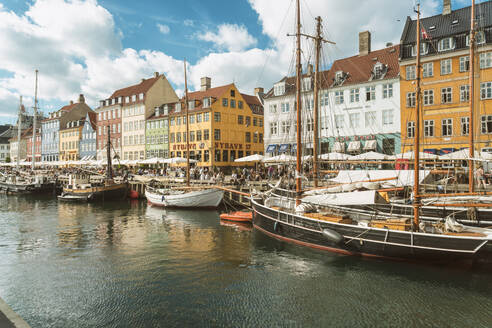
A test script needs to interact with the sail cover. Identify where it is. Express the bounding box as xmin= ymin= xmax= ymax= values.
xmin=302 ymin=190 xmax=387 ymax=206
xmin=328 ymin=170 xmax=431 ymax=187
